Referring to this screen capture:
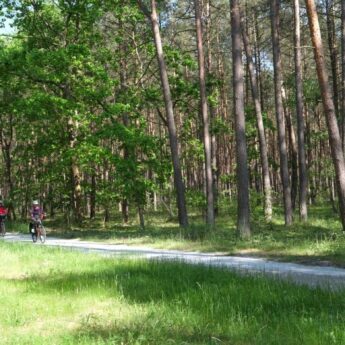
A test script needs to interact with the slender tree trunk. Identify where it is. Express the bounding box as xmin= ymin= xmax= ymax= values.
xmin=119 ymin=18 xmax=130 ymax=224
xmin=283 ymin=101 xmax=298 ymax=210
xmin=194 ymin=0 xmax=215 ymax=227
xmin=205 ymin=0 xmax=219 ymax=216
xmin=67 ymin=115 xmax=82 ymax=224
xmin=329 ymin=176 xmax=338 ymax=213
xmin=231 ymin=0 xmax=251 ymax=238
xmin=138 ymin=204 xmax=145 ymax=230
xmin=137 ymin=0 xmax=188 ymax=227
xmin=294 ymin=0 xmax=308 ymax=221
xmin=241 ymin=17 xmax=272 ymax=221
xmin=122 ymin=199 xmax=129 ymax=223
xmin=90 ymin=172 xmax=96 ymax=219
xmin=102 ymin=166 xmax=110 ymax=224
xmin=341 ymin=0 xmax=345 ymax=147
xmin=306 ymin=0 xmax=345 ymax=231
xmin=254 ymin=14 xmax=265 ymax=112
xmin=326 ymin=0 xmax=339 ymax=119
xmin=271 ymin=0 xmax=293 ymax=225
xmin=63 ymin=82 xmax=82 ymax=223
